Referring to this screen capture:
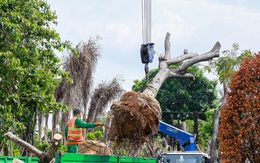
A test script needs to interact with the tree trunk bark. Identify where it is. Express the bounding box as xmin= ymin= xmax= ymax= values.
xmin=0 ymin=142 xmax=3 ymax=155
xmin=44 ymin=114 xmax=49 ymax=143
xmin=182 ymin=121 xmax=187 ymax=131
xmin=5 ymin=132 xmax=62 ymax=163
xmin=52 ymin=110 xmax=59 ymax=139
xmin=83 ymin=100 xmax=89 ymax=139
xmin=104 ymin=111 xmax=111 ymax=143
xmin=61 ymin=110 xmax=69 ymax=144
xmin=38 ymin=112 xmax=43 ymax=142
xmin=3 ymin=144 xmax=9 ymax=156
xmin=210 ymin=82 xmax=226 ymax=162
xmin=210 ymin=110 xmax=220 ymax=163
xmin=193 ymin=111 xmax=199 ymax=142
